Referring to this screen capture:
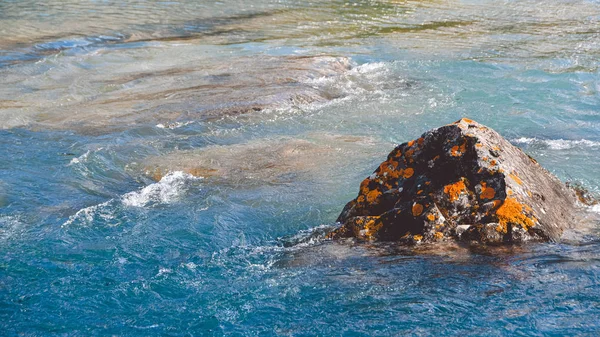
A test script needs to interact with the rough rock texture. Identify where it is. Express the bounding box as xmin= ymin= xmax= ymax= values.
xmin=328 ymin=118 xmax=582 ymax=244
